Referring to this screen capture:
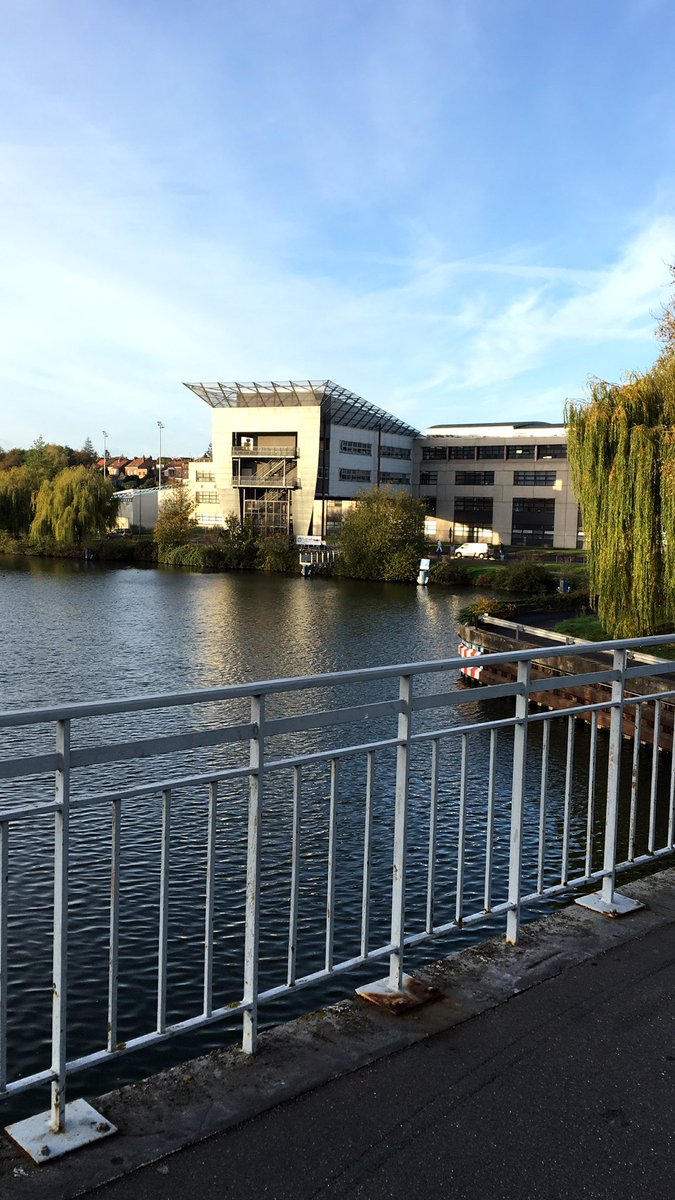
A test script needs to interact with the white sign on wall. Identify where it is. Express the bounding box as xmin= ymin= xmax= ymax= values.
xmin=296 ymin=535 xmax=324 ymax=546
